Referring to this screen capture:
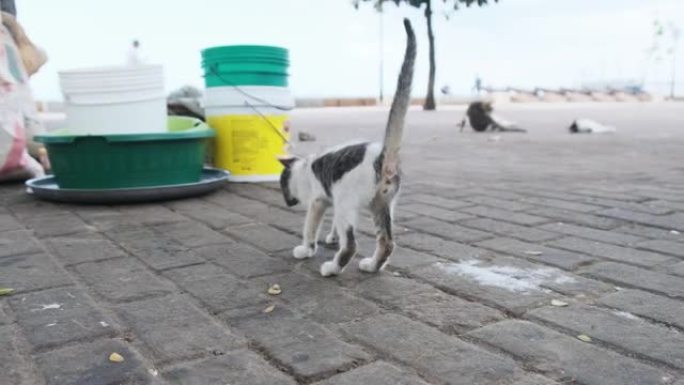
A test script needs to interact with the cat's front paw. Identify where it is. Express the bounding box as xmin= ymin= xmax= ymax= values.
xmin=293 ymin=245 xmax=315 ymax=259
xmin=325 ymin=232 xmax=339 ymax=245
xmin=358 ymin=257 xmax=379 ymax=273
xmin=320 ymin=261 xmax=341 ymax=277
